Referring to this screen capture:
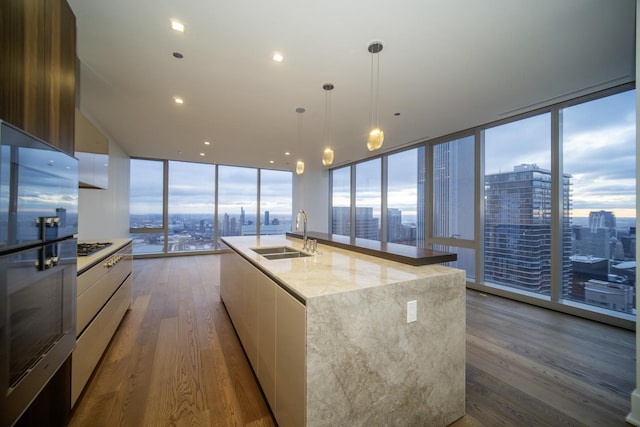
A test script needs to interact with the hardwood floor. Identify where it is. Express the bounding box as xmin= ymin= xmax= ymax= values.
xmin=69 ymin=255 xmax=635 ymax=427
